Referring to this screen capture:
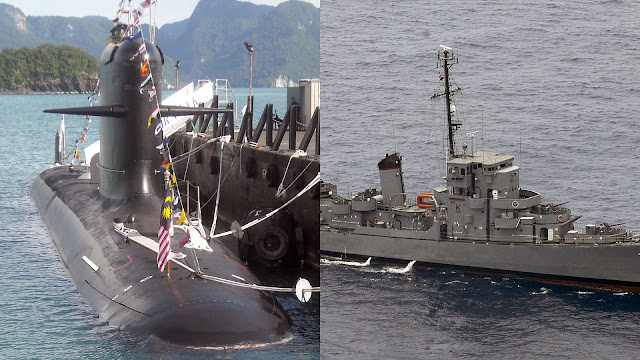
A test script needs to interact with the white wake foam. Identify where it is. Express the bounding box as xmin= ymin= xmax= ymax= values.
xmin=191 ymin=334 xmax=294 ymax=350
xmin=530 ymin=287 xmax=550 ymax=295
xmin=384 ymin=260 xmax=416 ymax=274
xmin=320 ymin=256 xmax=372 ymax=267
